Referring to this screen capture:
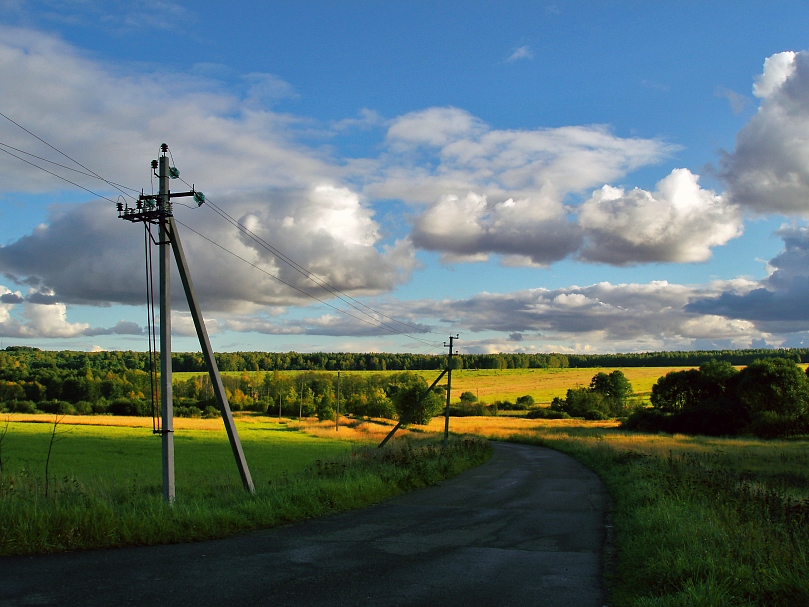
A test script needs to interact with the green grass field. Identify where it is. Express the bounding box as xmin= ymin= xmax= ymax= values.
xmin=0 ymin=418 xmax=353 ymax=492
xmin=0 ymin=414 xmax=490 ymax=555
